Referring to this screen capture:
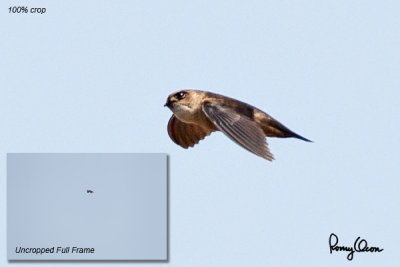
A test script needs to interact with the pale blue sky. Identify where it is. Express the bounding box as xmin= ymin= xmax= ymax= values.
xmin=1 ymin=0 xmax=399 ymax=266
